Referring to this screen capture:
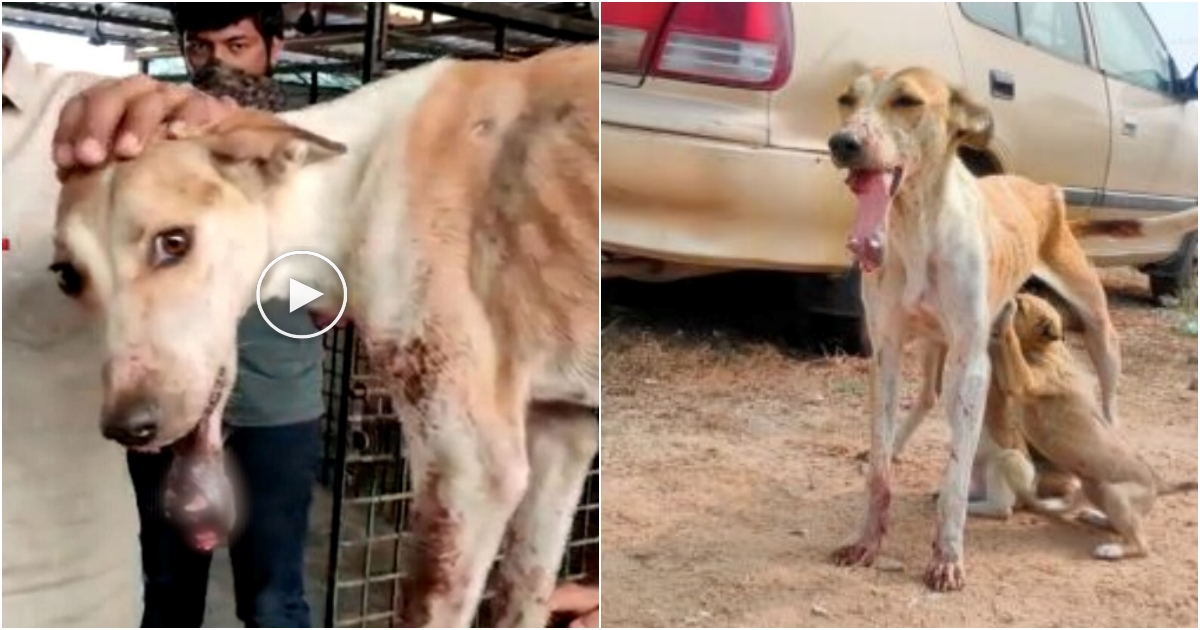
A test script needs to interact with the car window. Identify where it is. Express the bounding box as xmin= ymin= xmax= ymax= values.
xmin=1018 ymin=3 xmax=1086 ymax=64
xmin=961 ymin=3 xmax=1087 ymax=65
xmin=1090 ymin=2 xmax=1174 ymax=93
xmin=961 ymin=3 xmax=1019 ymax=38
